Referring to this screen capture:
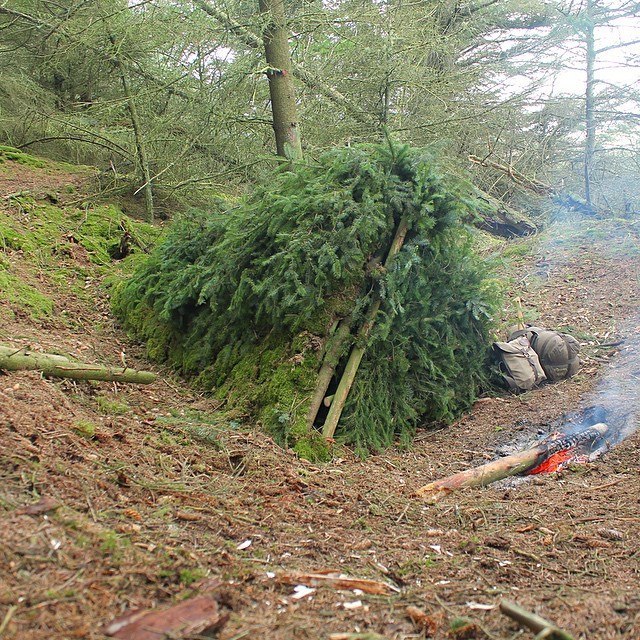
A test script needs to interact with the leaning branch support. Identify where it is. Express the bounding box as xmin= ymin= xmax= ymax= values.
xmin=0 ymin=345 xmax=156 ymax=384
